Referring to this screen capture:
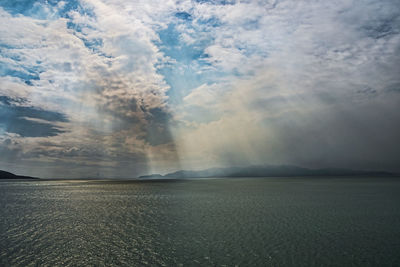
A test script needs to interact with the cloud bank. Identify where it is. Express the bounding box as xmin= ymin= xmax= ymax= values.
xmin=0 ymin=0 xmax=399 ymax=177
